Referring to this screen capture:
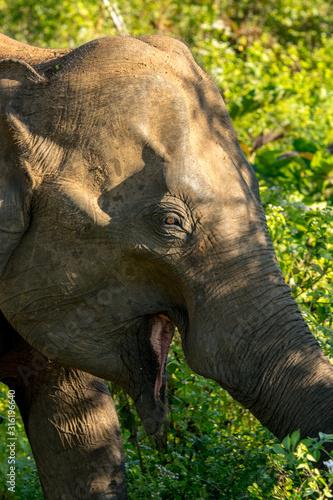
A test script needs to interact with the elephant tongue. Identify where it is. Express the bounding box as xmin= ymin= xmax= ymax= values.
xmin=150 ymin=314 xmax=175 ymax=400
